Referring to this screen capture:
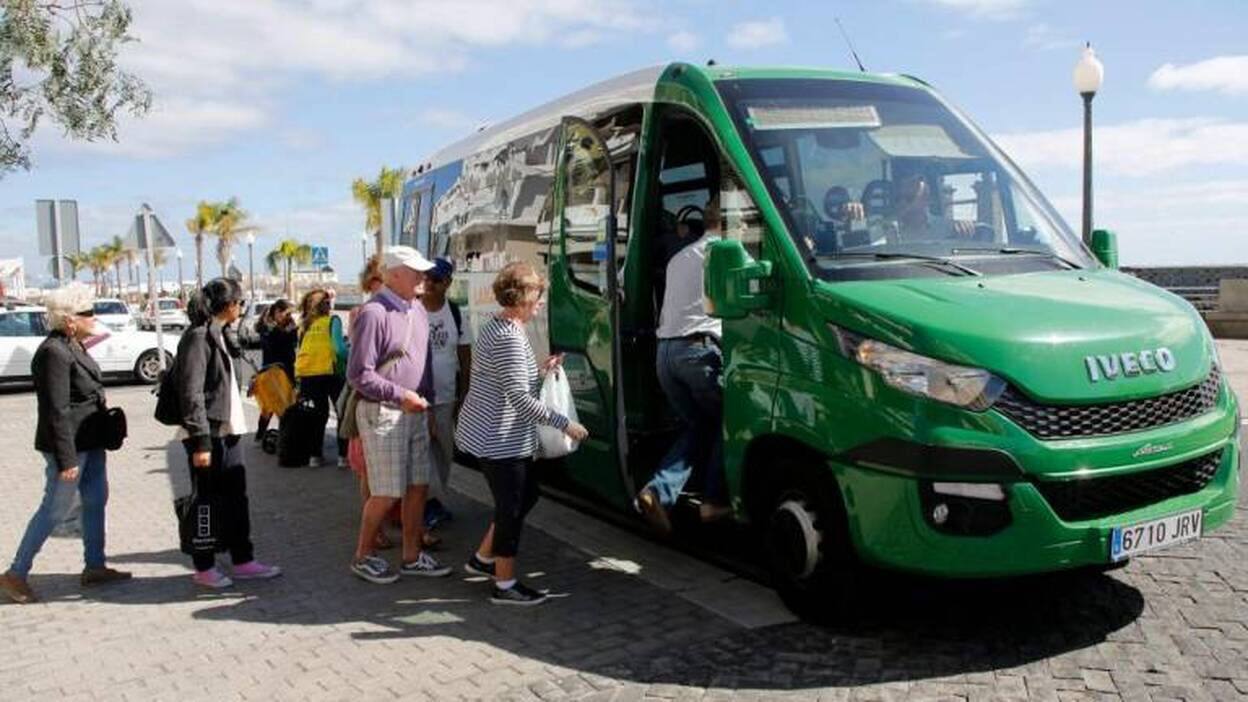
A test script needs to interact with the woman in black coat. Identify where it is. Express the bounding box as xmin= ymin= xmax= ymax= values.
xmin=0 ymin=285 xmax=130 ymax=605
xmin=174 ymin=278 xmax=282 ymax=589
xmin=254 ymin=298 xmax=297 ymax=439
